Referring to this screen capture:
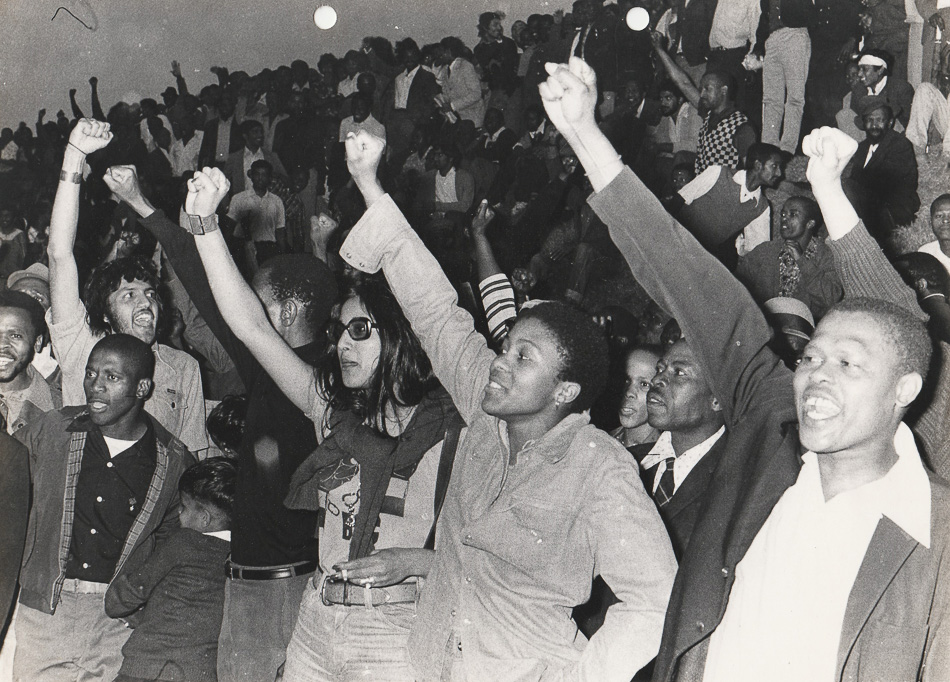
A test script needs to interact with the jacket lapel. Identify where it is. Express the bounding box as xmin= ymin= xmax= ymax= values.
xmin=835 ymin=517 xmax=918 ymax=676
xmin=663 ymin=439 xmax=725 ymax=519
